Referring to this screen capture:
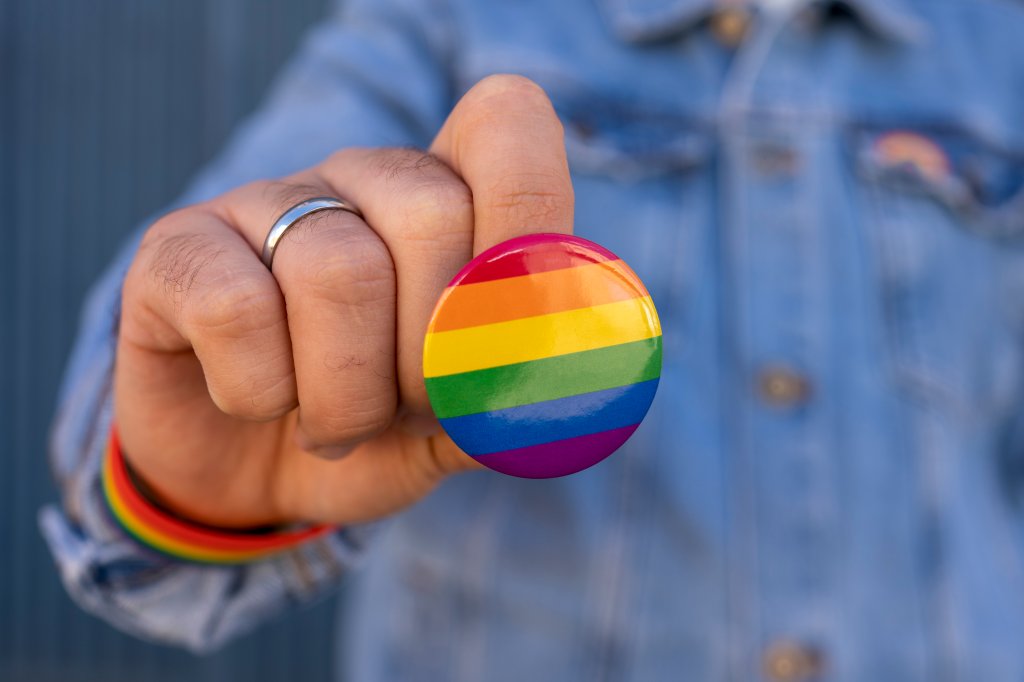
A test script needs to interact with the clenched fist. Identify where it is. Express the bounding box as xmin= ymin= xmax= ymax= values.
xmin=114 ymin=75 xmax=574 ymax=528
